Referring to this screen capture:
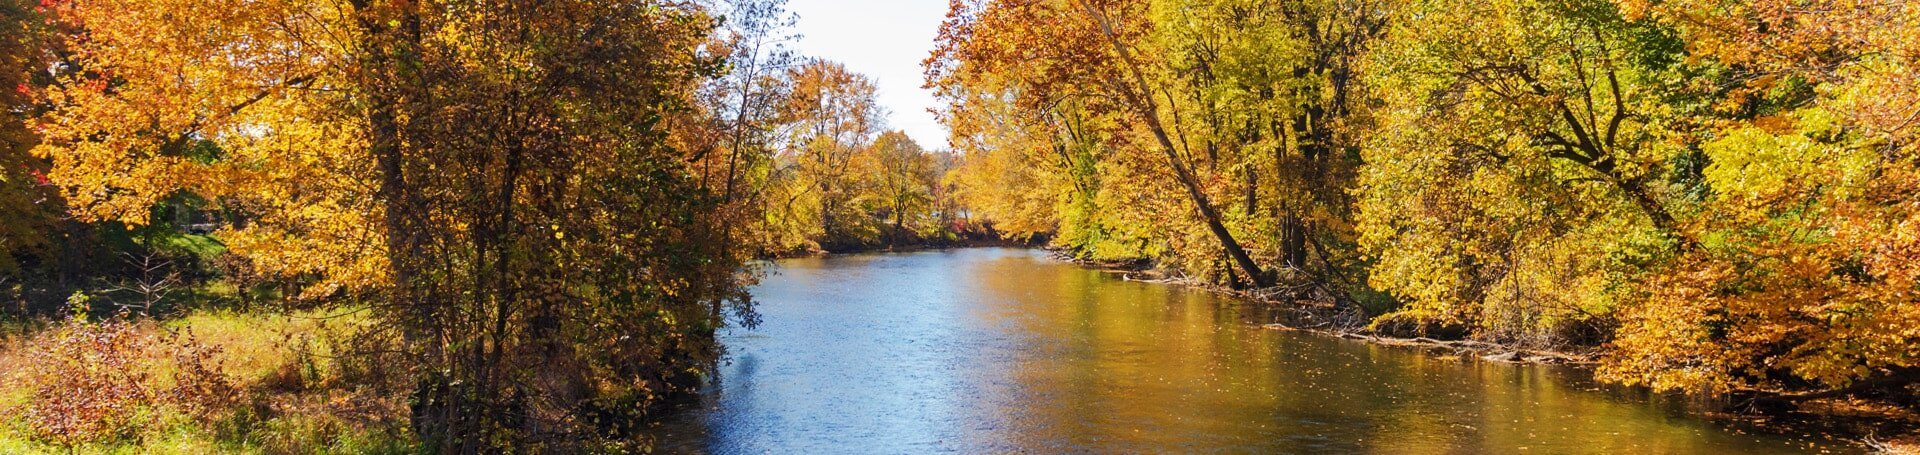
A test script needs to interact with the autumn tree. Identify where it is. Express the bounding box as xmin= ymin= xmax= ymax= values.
xmin=1351 ymin=0 xmax=1920 ymax=399
xmin=1351 ymin=0 xmax=1693 ymax=343
xmin=933 ymin=71 xmax=1099 ymax=247
xmin=33 ymin=0 xmax=759 ymax=449
xmin=690 ymin=0 xmax=801 ymax=254
xmin=1146 ymin=0 xmax=1387 ymax=295
xmin=1596 ymin=0 xmax=1920 ymax=397
xmin=760 ymin=60 xmax=883 ymax=251
xmin=0 ymin=0 xmax=57 ymax=281
xmin=930 ymin=0 xmax=1386 ymax=295
xmin=870 ymin=130 xmax=940 ymax=245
